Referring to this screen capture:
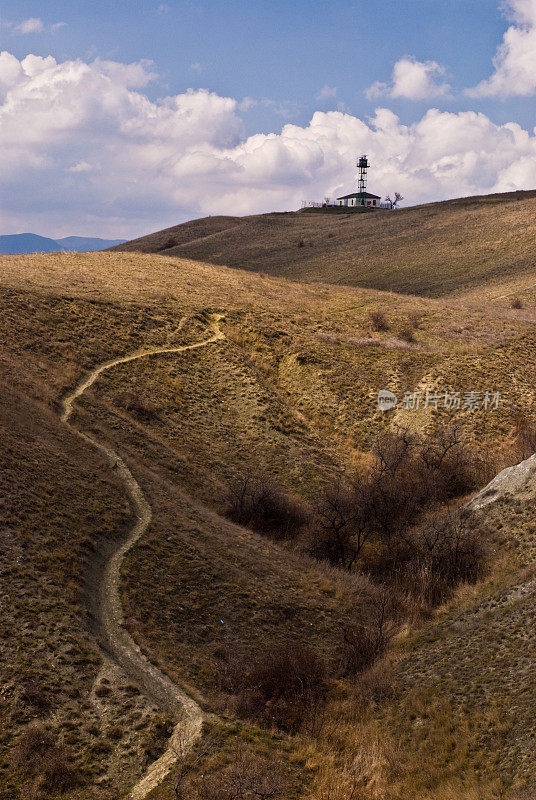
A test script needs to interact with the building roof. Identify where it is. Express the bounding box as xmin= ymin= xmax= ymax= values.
xmin=336 ymin=192 xmax=381 ymax=200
